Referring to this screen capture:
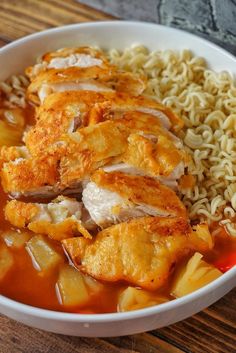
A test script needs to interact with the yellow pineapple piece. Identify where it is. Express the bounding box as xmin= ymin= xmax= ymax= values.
xmin=26 ymin=235 xmax=63 ymax=274
xmin=118 ymin=287 xmax=168 ymax=312
xmin=2 ymin=230 xmax=31 ymax=249
xmin=56 ymin=264 xmax=89 ymax=307
xmin=171 ymin=252 xmax=222 ymax=298
xmin=0 ymin=244 xmax=14 ymax=281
